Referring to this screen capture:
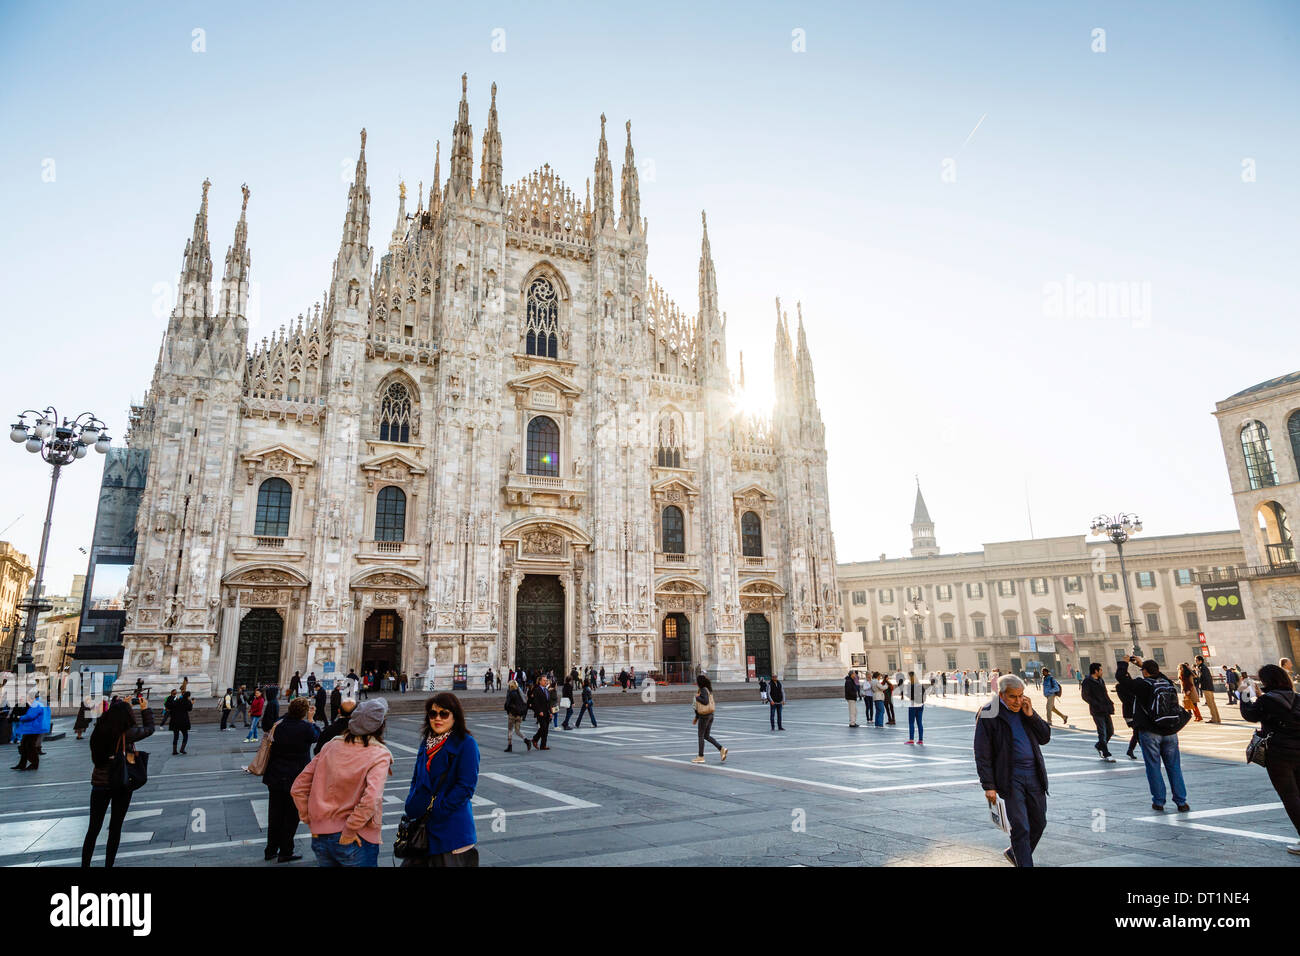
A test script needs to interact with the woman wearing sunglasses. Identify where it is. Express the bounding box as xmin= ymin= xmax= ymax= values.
xmin=401 ymin=693 xmax=480 ymax=867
